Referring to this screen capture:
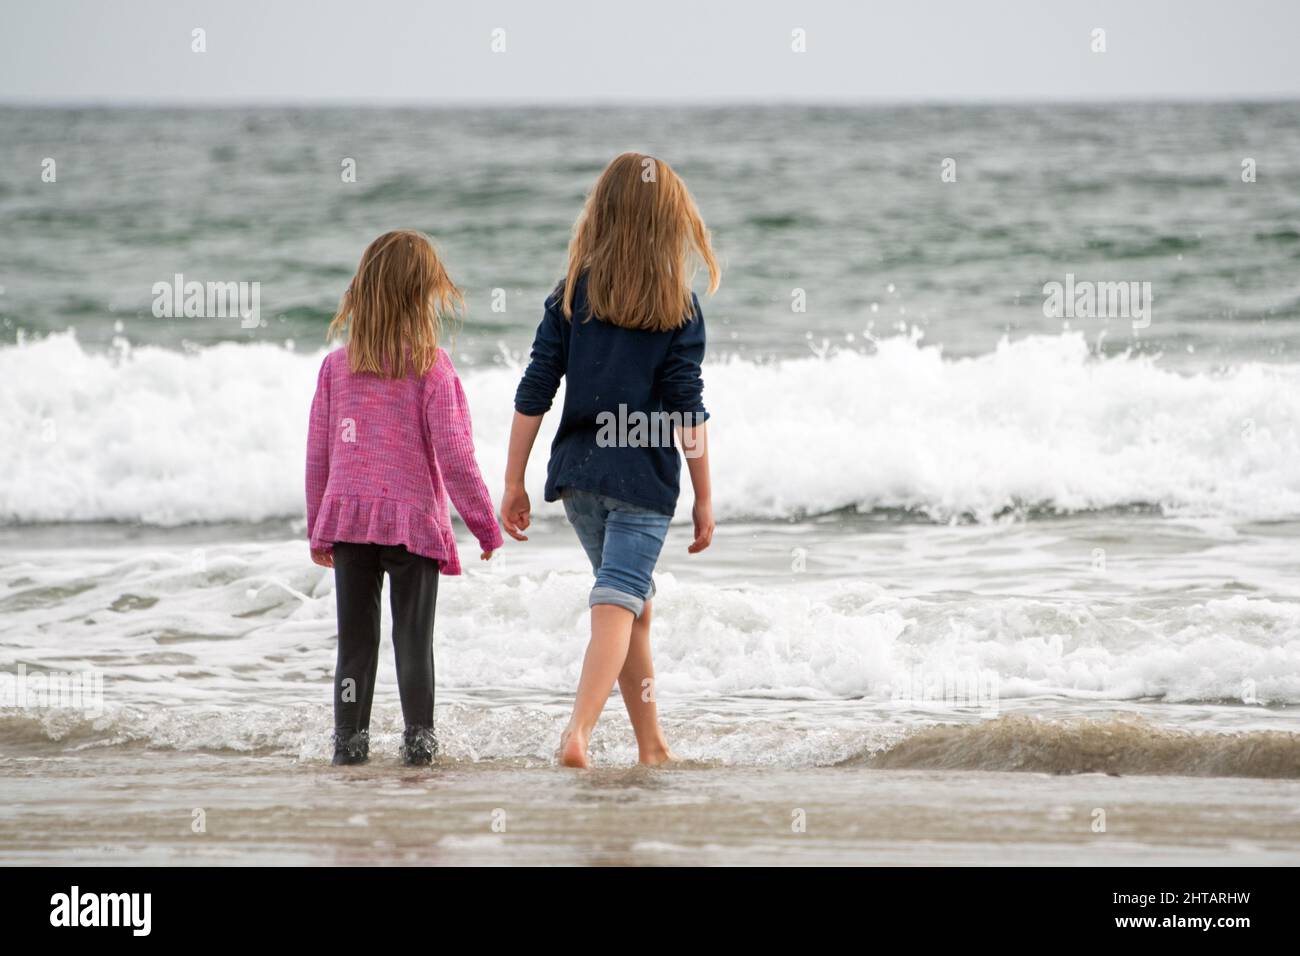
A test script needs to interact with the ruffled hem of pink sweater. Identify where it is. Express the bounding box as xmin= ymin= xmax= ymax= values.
xmin=309 ymin=494 xmax=463 ymax=575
